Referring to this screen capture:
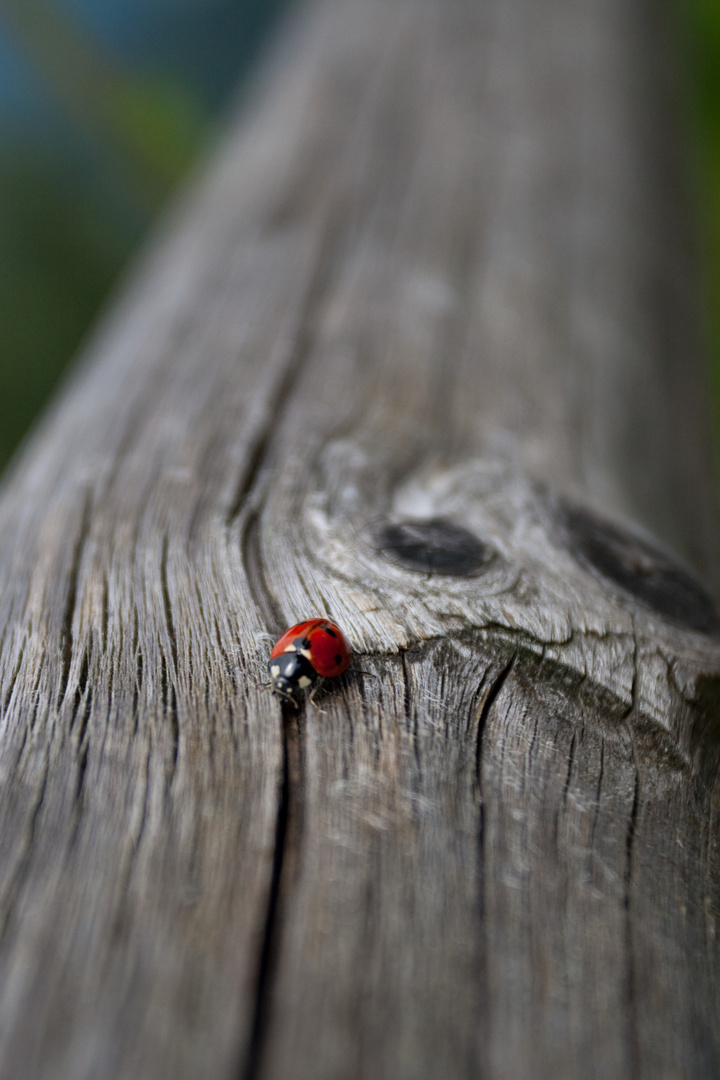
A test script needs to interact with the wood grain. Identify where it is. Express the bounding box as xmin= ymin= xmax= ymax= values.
xmin=0 ymin=0 xmax=717 ymax=1076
